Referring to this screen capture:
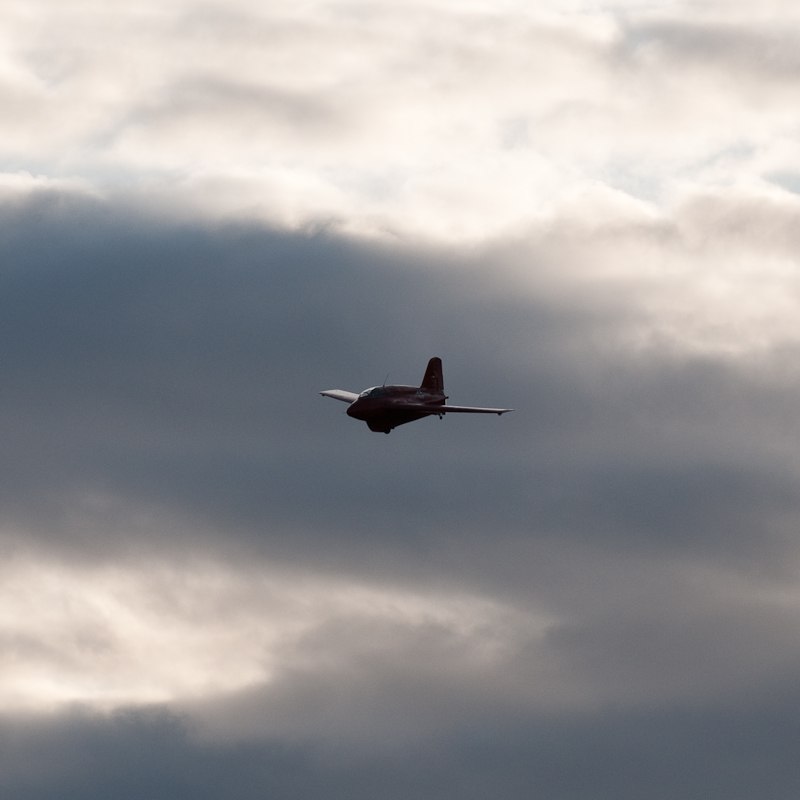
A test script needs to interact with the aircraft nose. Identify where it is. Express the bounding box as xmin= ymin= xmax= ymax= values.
xmin=346 ymin=401 xmax=364 ymax=420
